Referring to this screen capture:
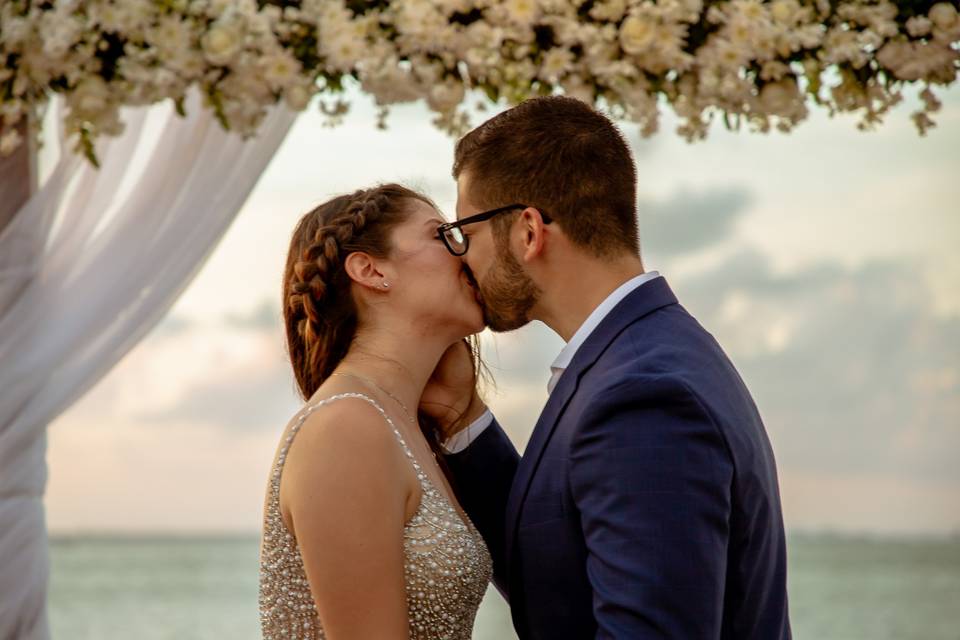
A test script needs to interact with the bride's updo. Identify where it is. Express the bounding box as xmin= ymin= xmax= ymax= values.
xmin=282 ymin=183 xmax=435 ymax=400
